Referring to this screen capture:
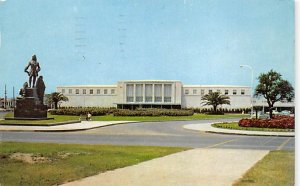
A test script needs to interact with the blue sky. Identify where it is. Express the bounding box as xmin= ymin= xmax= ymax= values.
xmin=0 ymin=0 xmax=295 ymax=96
